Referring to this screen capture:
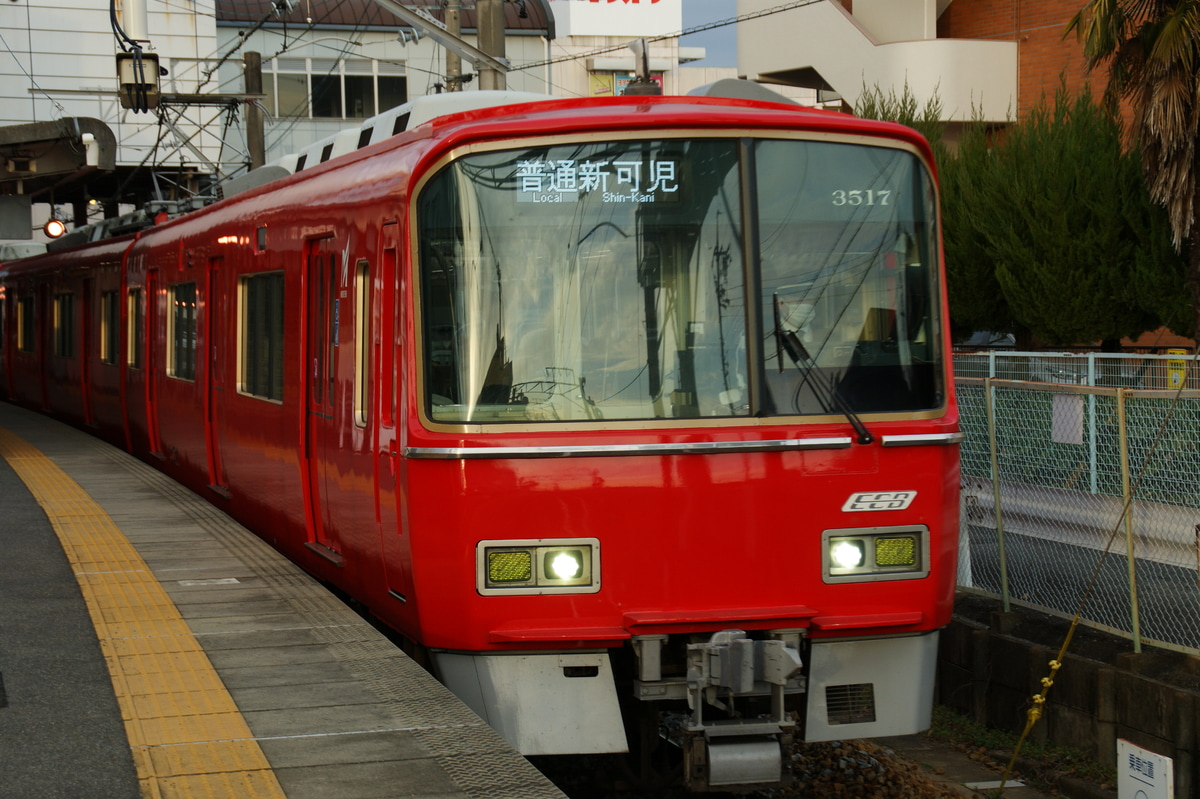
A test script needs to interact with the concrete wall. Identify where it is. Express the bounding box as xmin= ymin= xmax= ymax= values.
xmin=939 ymin=595 xmax=1200 ymax=797
xmin=736 ymin=0 xmax=1016 ymax=122
xmin=853 ymin=0 xmax=937 ymax=42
